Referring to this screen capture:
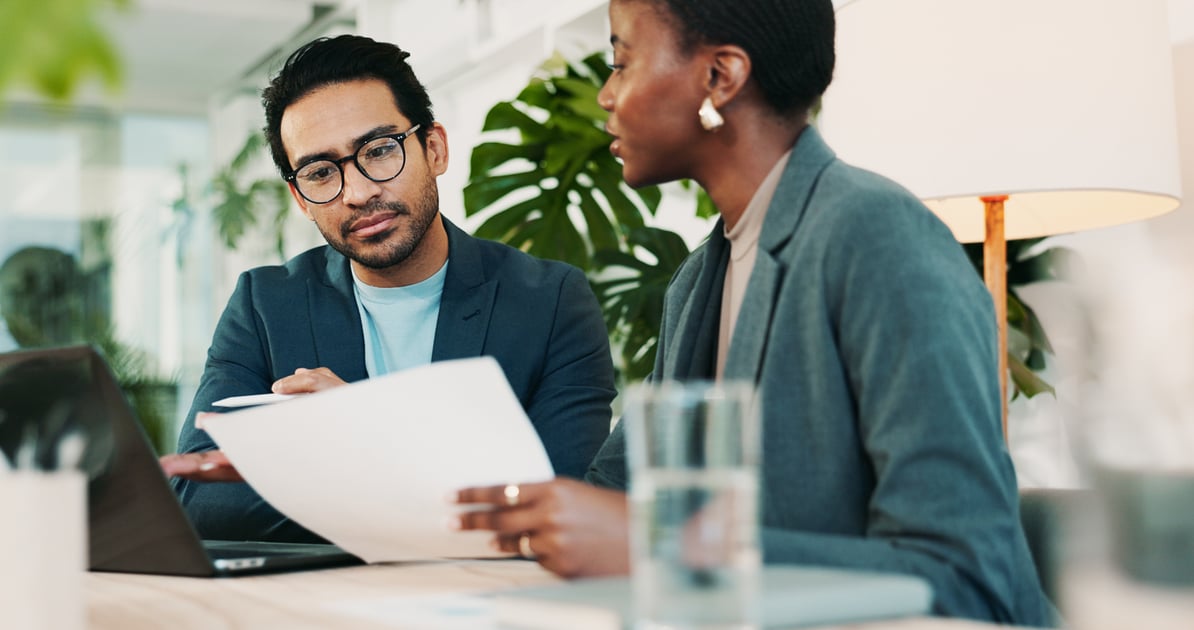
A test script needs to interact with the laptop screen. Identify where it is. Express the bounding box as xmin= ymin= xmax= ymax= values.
xmin=0 ymin=345 xmax=359 ymax=577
